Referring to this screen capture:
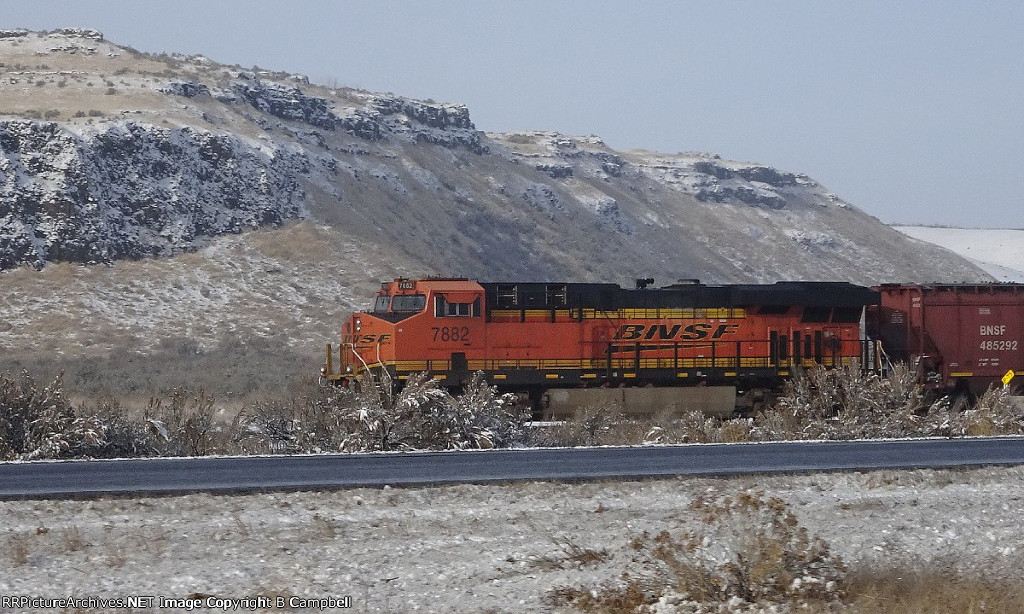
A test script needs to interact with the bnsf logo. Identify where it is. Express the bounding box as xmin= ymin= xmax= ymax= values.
xmin=347 ymin=334 xmax=391 ymax=344
xmin=615 ymin=323 xmax=740 ymax=341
